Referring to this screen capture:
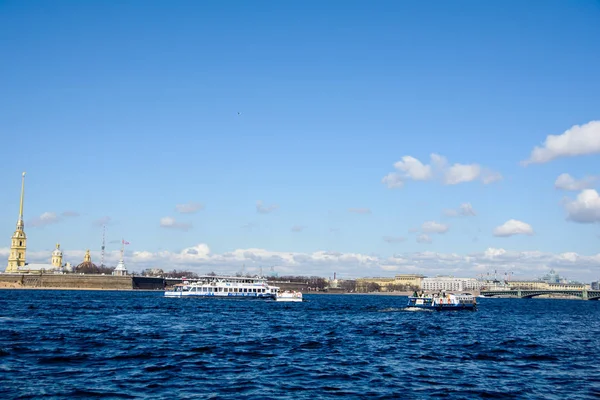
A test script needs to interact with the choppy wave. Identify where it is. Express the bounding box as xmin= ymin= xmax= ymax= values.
xmin=1 ymin=291 xmax=599 ymax=399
